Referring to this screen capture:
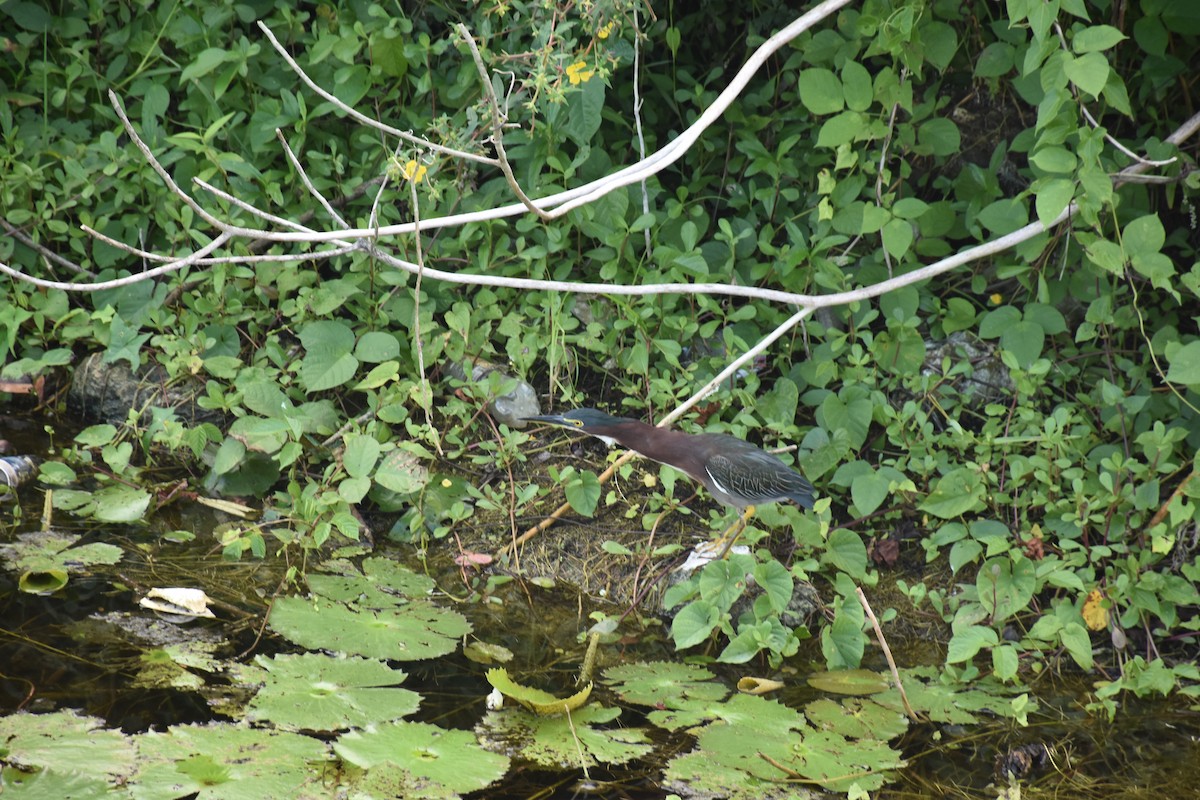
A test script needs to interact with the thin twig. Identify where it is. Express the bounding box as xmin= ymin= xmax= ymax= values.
xmin=856 ymin=586 xmax=921 ymax=722
xmin=632 ymin=3 xmax=651 ymax=253
xmin=256 ymin=22 xmax=497 ymax=167
xmin=276 ymin=129 xmax=350 ymax=229
xmin=457 ymin=24 xmax=551 ymax=220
